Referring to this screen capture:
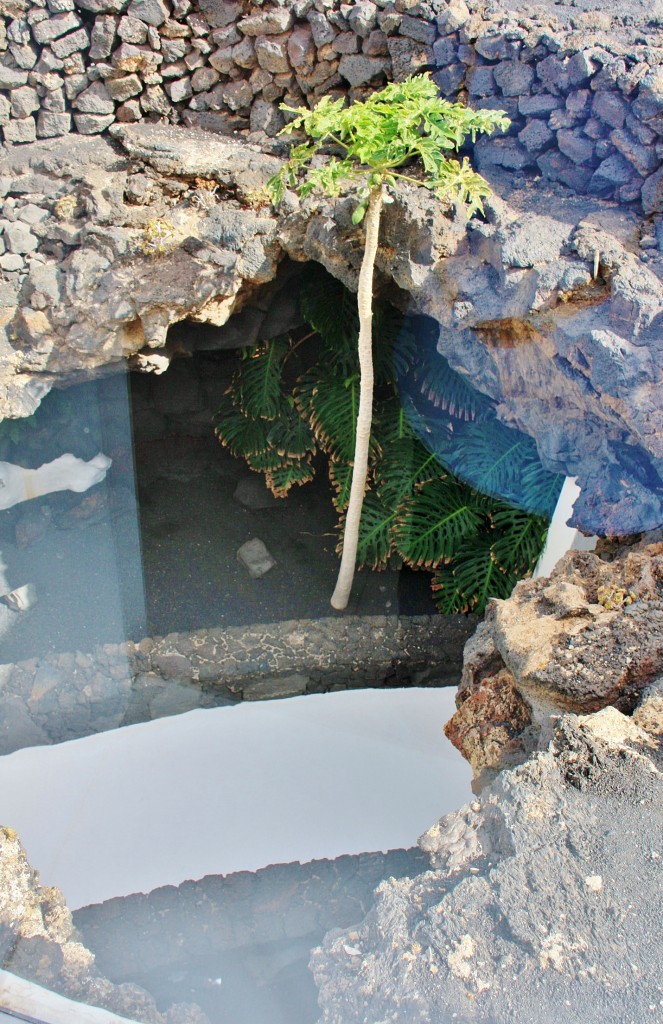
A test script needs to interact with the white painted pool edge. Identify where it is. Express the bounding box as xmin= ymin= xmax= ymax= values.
xmin=0 ymin=969 xmax=143 ymax=1024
